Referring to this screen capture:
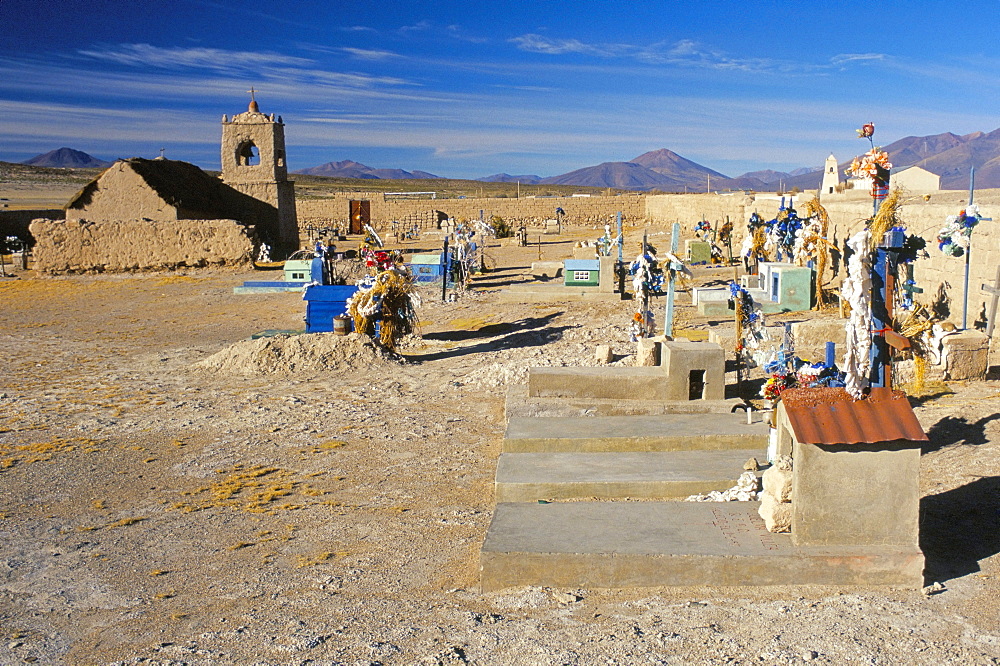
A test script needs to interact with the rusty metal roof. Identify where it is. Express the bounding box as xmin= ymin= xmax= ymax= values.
xmin=780 ymin=387 xmax=928 ymax=445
